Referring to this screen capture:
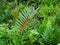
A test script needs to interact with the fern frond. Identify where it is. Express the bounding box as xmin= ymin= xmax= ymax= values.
xmin=40 ymin=20 xmax=56 ymax=45
xmin=15 ymin=6 xmax=38 ymax=33
xmin=41 ymin=20 xmax=52 ymax=41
